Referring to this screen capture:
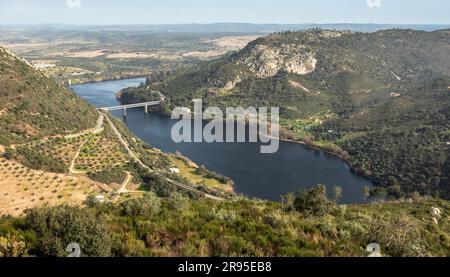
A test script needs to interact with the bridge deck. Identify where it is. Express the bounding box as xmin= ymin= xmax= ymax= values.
xmin=101 ymin=101 xmax=160 ymax=111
